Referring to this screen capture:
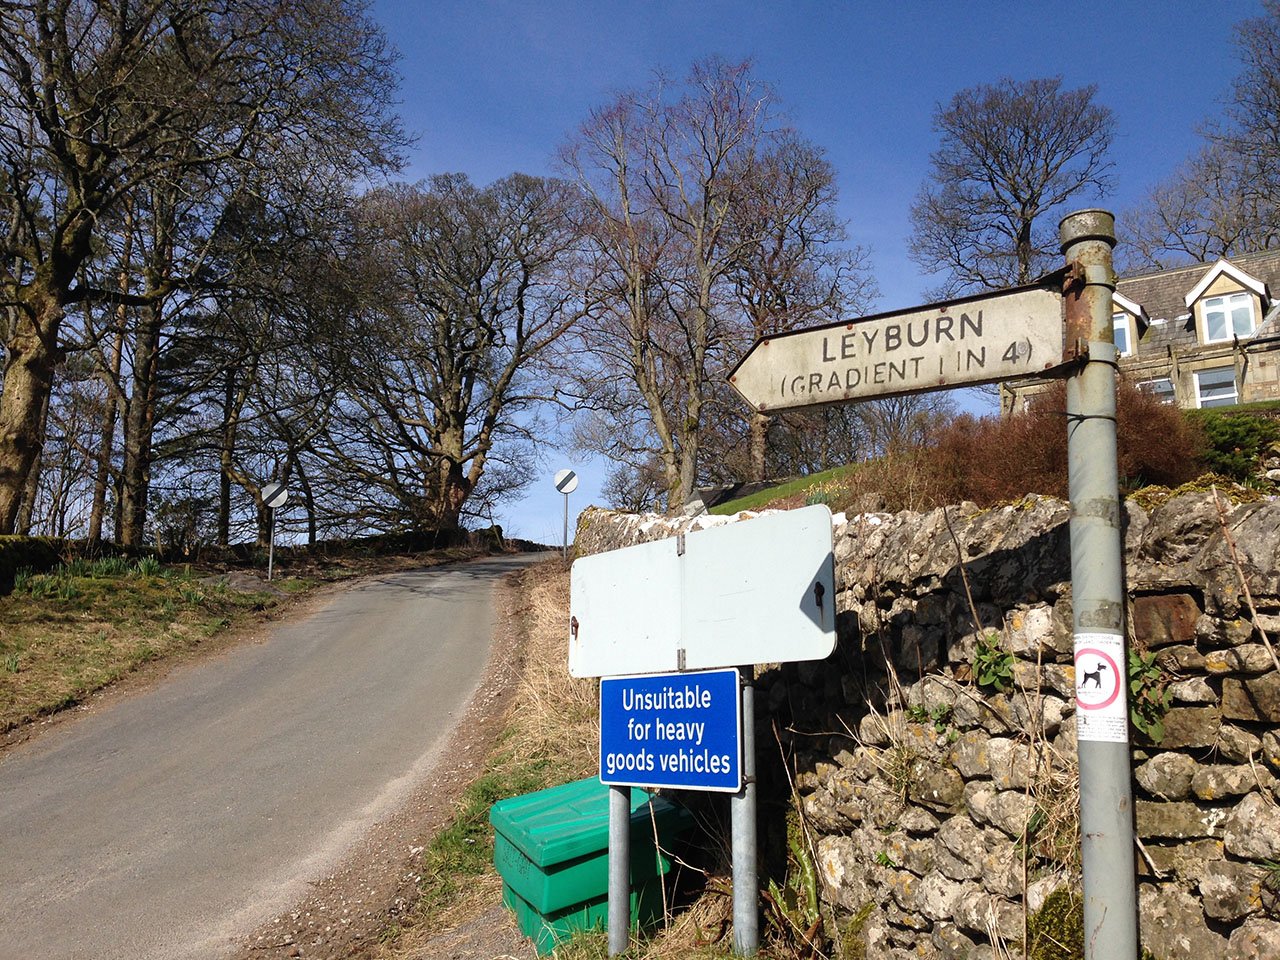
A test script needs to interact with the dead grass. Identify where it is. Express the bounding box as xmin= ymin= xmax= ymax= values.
xmin=511 ymin=559 xmax=600 ymax=773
